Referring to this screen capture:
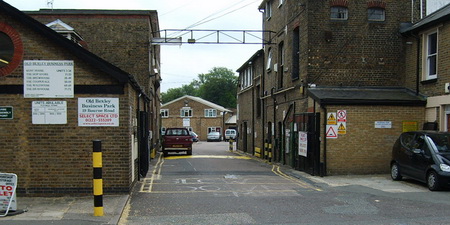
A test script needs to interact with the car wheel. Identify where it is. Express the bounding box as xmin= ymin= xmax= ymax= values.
xmin=391 ymin=162 xmax=402 ymax=181
xmin=163 ymin=150 xmax=168 ymax=157
xmin=427 ymin=171 xmax=441 ymax=191
xmin=187 ymin=150 xmax=192 ymax=155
